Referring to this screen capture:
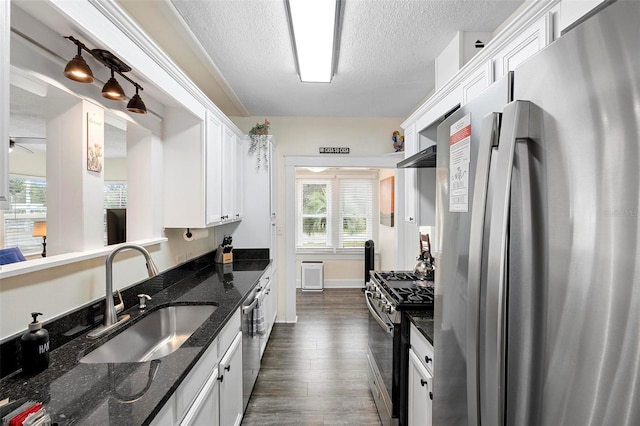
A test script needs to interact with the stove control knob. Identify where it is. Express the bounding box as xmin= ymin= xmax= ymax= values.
xmin=388 ymin=305 xmax=396 ymax=315
xmin=382 ymin=304 xmax=391 ymax=313
xmin=373 ymin=292 xmax=381 ymax=300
